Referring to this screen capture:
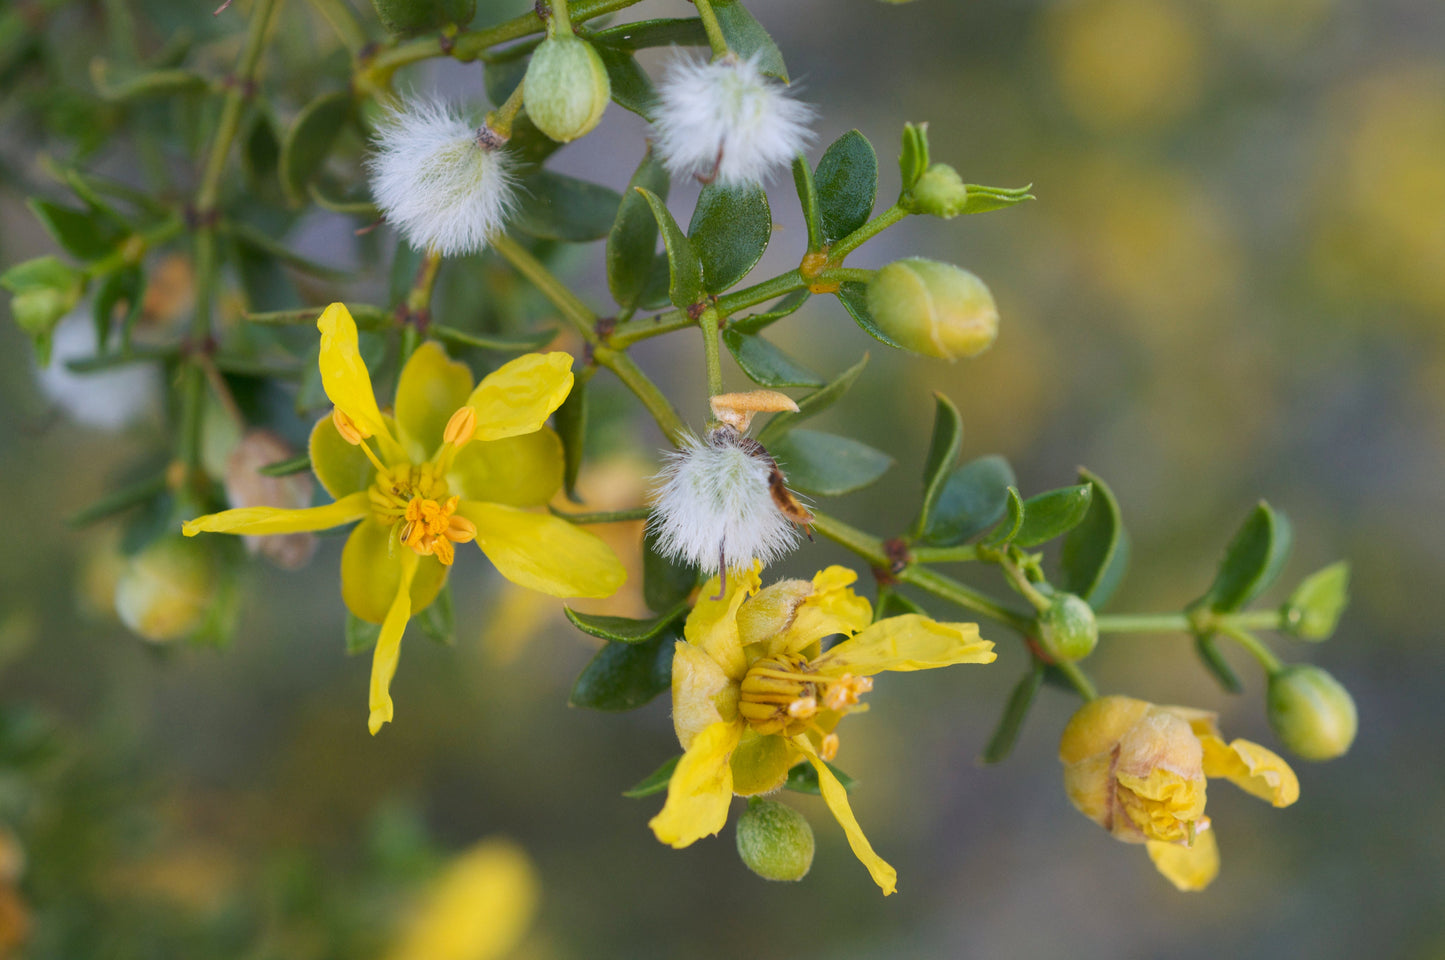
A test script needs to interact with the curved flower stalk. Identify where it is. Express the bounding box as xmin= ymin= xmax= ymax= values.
xmin=649 ymin=562 xmax=995 ymax=894
xmin=1059 ymin=696 xmax=1300 ymax=891
xmin=183 ymin=303 xmax=627 ymax=733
